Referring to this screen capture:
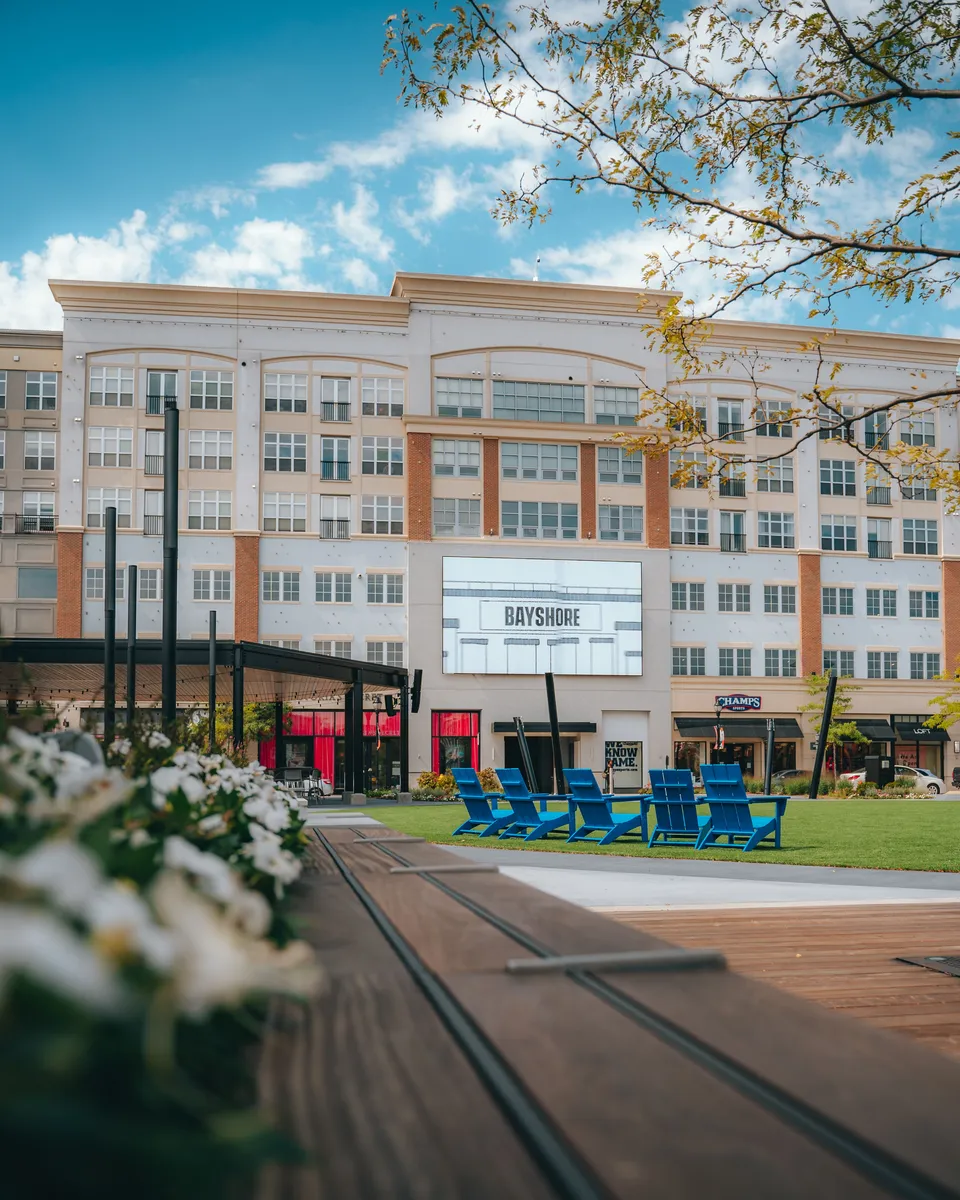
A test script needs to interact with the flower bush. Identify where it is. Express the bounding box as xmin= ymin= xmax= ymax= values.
xmin=0 ymin=726 xmax=320 ymax=1199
